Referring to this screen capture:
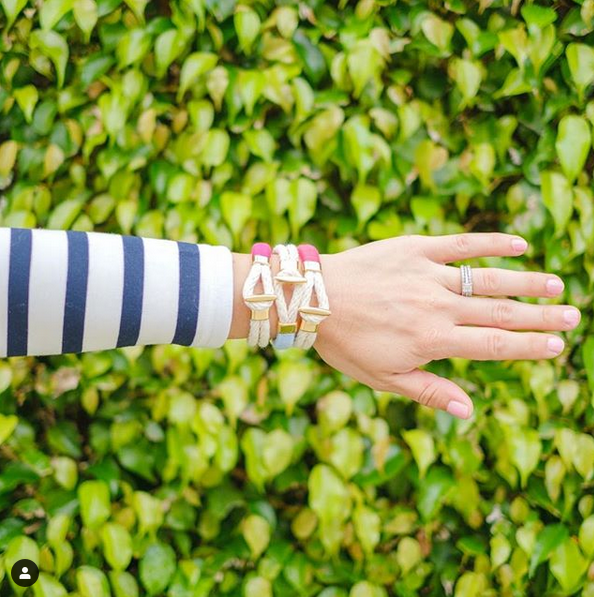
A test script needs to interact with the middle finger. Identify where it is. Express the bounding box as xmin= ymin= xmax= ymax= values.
xmin=450 ymin=296 xmax=581 ymax=331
